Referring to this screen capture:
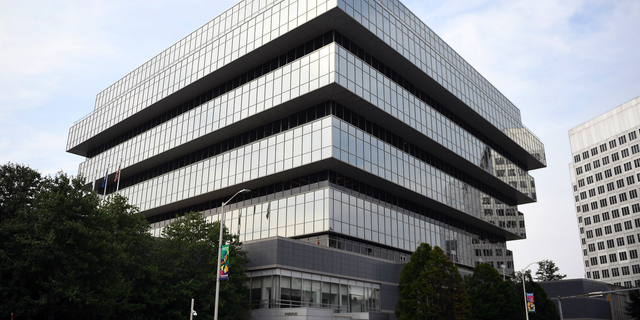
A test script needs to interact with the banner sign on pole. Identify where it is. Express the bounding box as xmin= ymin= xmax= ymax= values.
xmin=220 ymin=244 xmax=230 ymax=280
xmin=526 ymin=293 xmax=536 ymax=313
